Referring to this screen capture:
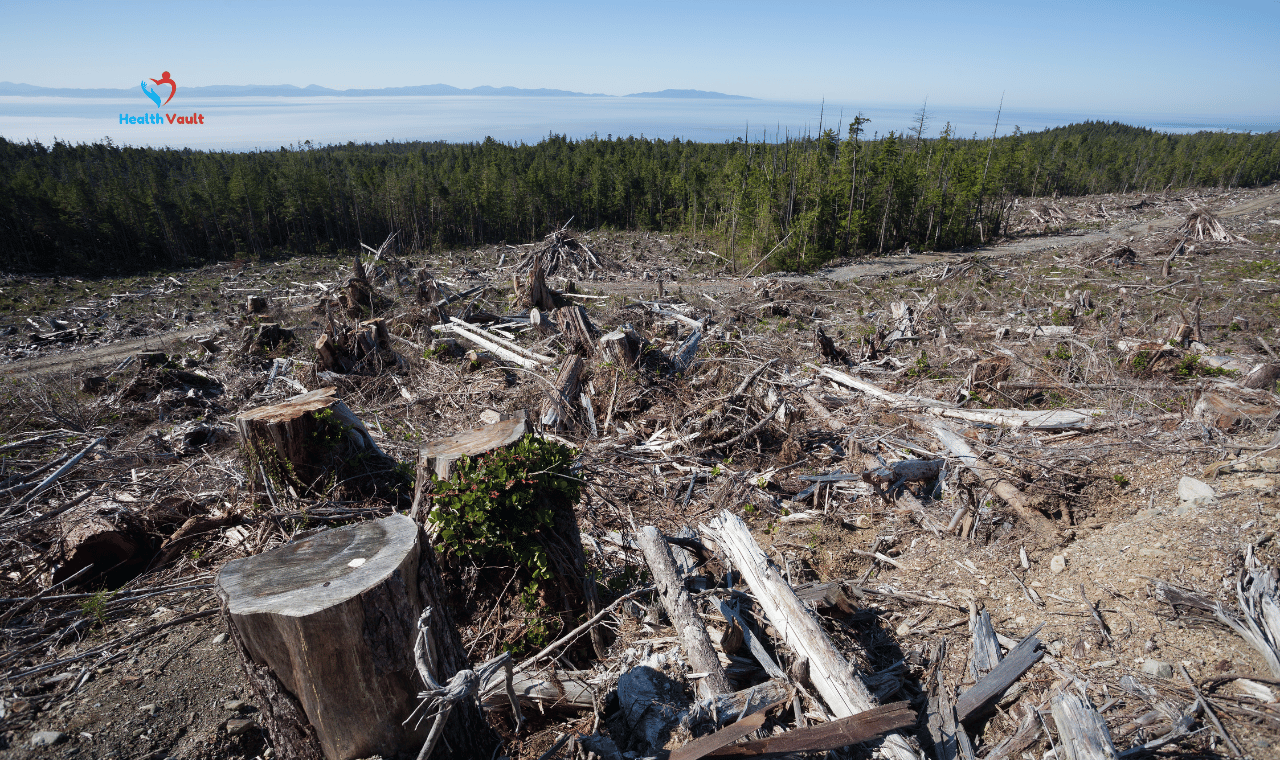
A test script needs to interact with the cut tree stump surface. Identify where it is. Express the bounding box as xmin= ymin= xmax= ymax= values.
xmin=216 ymin=514 xmax=426 ymax=760
xmin=418 ymin=416 xmax=527 ymax=481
